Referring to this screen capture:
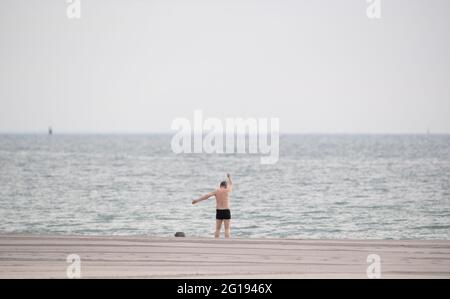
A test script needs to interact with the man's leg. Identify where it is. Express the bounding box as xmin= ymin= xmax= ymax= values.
xmin=224 ymin=220 xmax=231 ymax=238
xmin=215 ymin=220 xmax=223 ymax=238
